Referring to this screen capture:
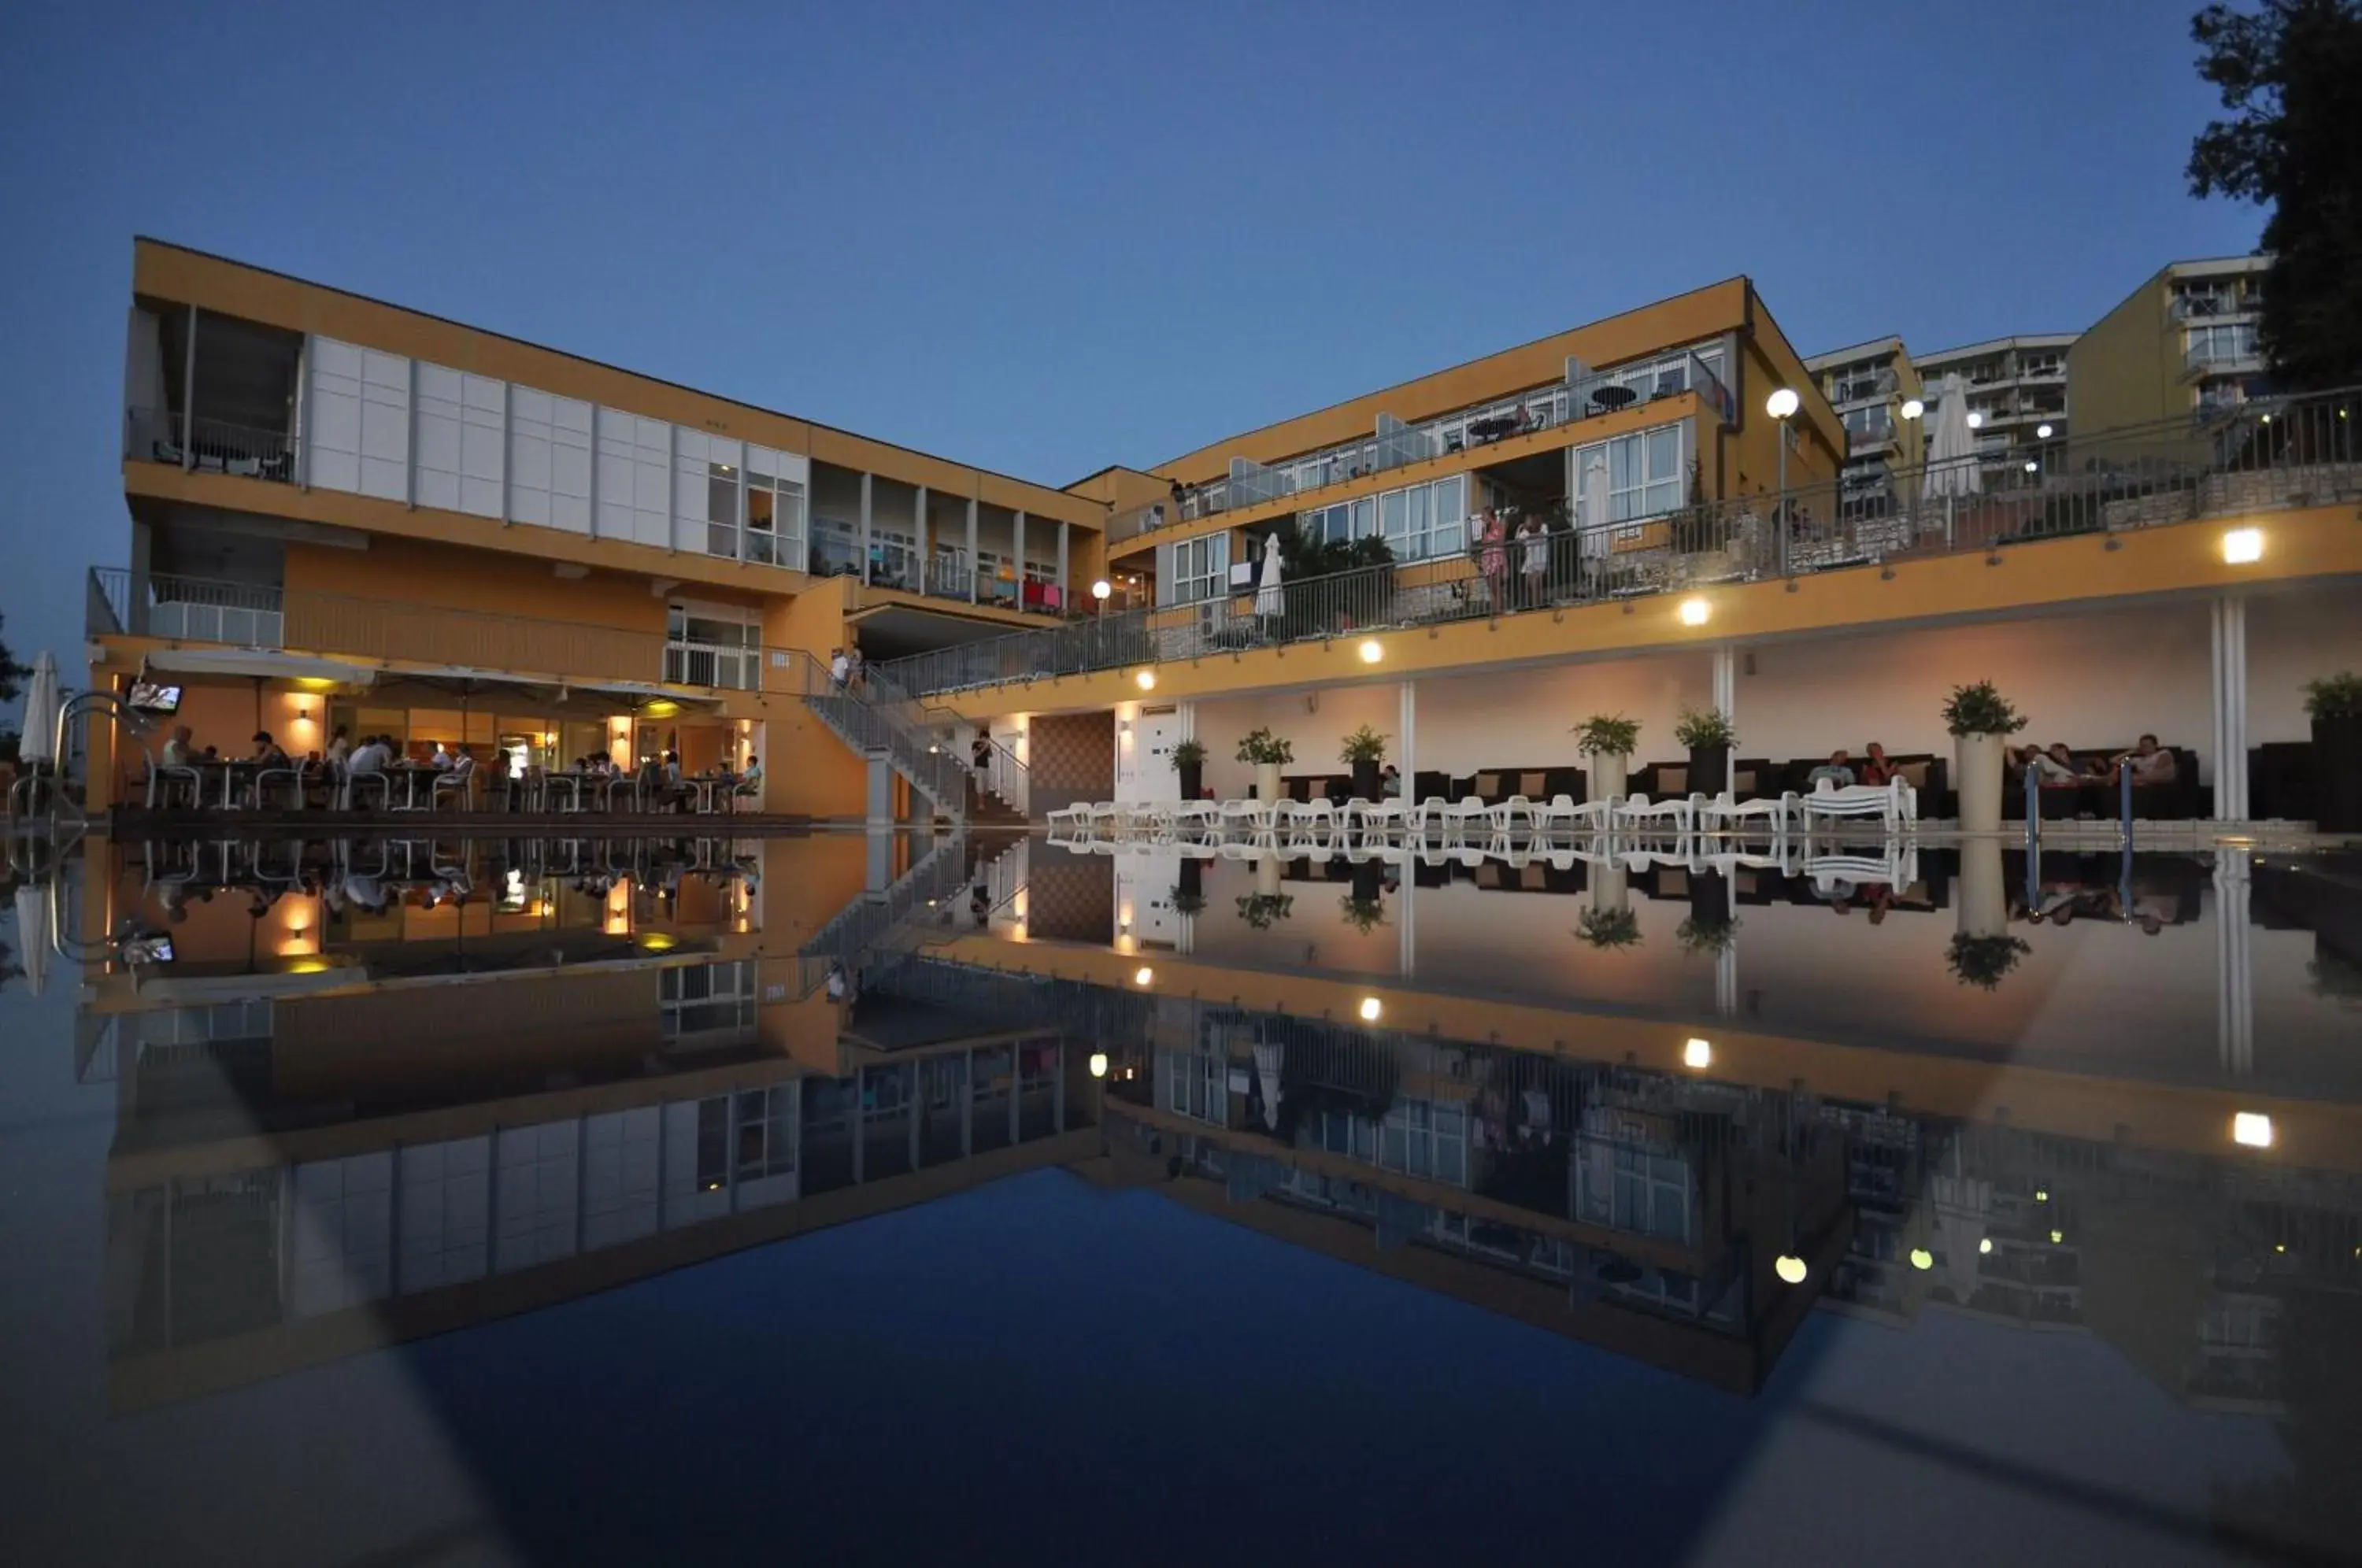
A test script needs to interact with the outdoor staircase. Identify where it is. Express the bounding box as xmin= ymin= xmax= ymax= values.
xmin=785 ymin=653 xmax=969 ymax=821
xmin=794 ymin=830 xmax=1031 ymax=997
xmin=966 ymin=776 xmax=1027 ymax=830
